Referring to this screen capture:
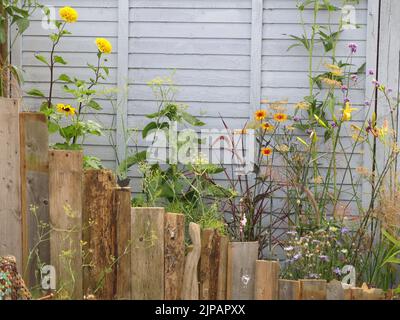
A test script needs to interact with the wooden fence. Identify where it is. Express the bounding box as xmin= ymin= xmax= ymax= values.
xmin=0 ymin=101 xmax=395 ymax=300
